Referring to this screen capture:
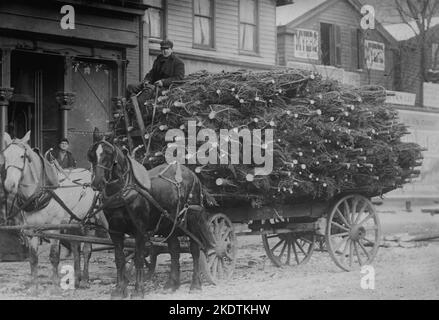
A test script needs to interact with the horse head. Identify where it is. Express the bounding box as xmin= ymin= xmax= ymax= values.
xmin=88 ymin=139 xmax=127 ymax=192
xmin=1 ymin=131 xmax=38 ymax=194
